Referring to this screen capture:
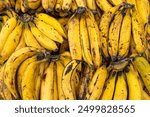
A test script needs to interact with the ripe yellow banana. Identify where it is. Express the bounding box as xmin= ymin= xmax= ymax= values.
xmin=136 ymin=0 xmax=149 ymax=25
xmin=56 ymin=61 xmax=65 ymax=100
xmin=85 ymin=10 xmax=102 ymax=68
xmin=4 ymin=47 xmax=42 ymax=99
xmin=17 ymin=55 xmax=37 ymax=97
xmin=131 ymin=9 xmax=146 ymax=54
xmin=85 ymin=65 xmax=108 ymax=100
xmin=68 ymin=14 xmax=82 ymax=60
xmin=40 ymin=62 xmax=54 ymax=100
xmin=113 ymin=72 xmax=127 ymax=100
xmin=28 ymin=0 xmax=41 ymax=10
xmin=22 ymin=59 xmax=46 ymax=100
xmin=35 ymin=13 xmax=67 ymax=38
xmin=133 ymin=56 xmax=150 ymax=93
xmin=86 ymin=0 xmax=97 ymax=11
xmin=99 ymin=5 xmax=122 ymax=60
xmin=0 ymin=22 xmax=23 ymax=64
xmin=62 ymin=0 xmax=72 ymax=12
xmin=96 ymin=0 xmax=112 ymax=12
xmin=108 ymin=9 xmax=124 ymax=61
xmin=24 ymin=23 xmax=43 ymax=49
xmin=80 ymin=14 xmax=93 ymax=66
xmin=0 ymin=17 xmax=17 ymax=54
xmin=34 ymin=18 xmax=64 ymax=43
xmin=62 ymin=60 xmax=81 ymax=100
xmin=29 ymin=22 xmax=58 ymax=51
xmin=101 ymin=70 xmax=117 ymax=100
xmin=118 ymin=10 xmax=131 ymax=59
xmin=125 ymin=64 xmax=142 ymax=100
